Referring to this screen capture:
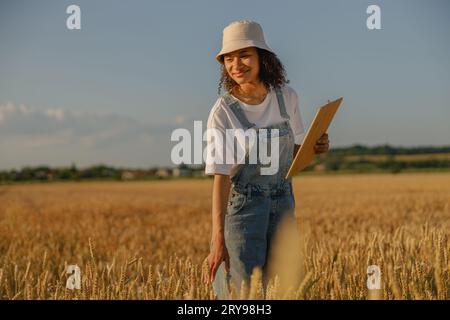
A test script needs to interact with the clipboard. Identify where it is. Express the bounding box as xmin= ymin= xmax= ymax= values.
xmin=285 ymin=97 xmax=343 ymax=178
